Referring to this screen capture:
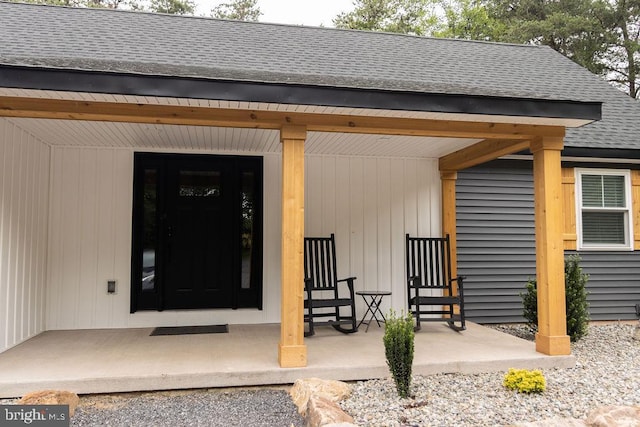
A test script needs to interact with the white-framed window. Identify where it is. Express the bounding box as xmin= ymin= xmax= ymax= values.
xmin=575 ymin=168 xmax=633 ymax=250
